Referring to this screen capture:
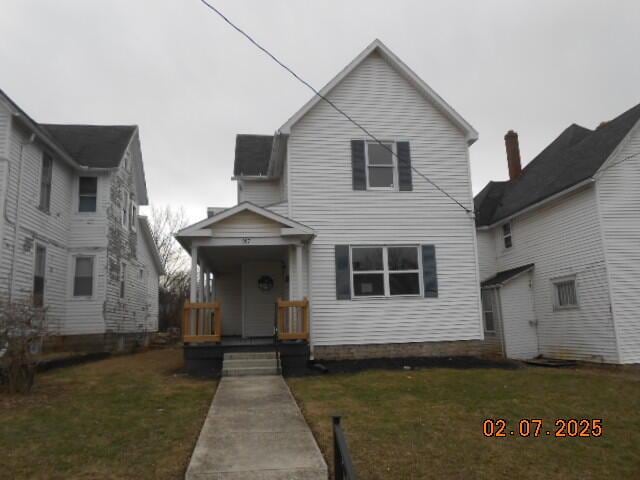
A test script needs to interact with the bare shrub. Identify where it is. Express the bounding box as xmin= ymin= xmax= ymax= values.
xmin=0 ymin=298 xmax=48 ymax=394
